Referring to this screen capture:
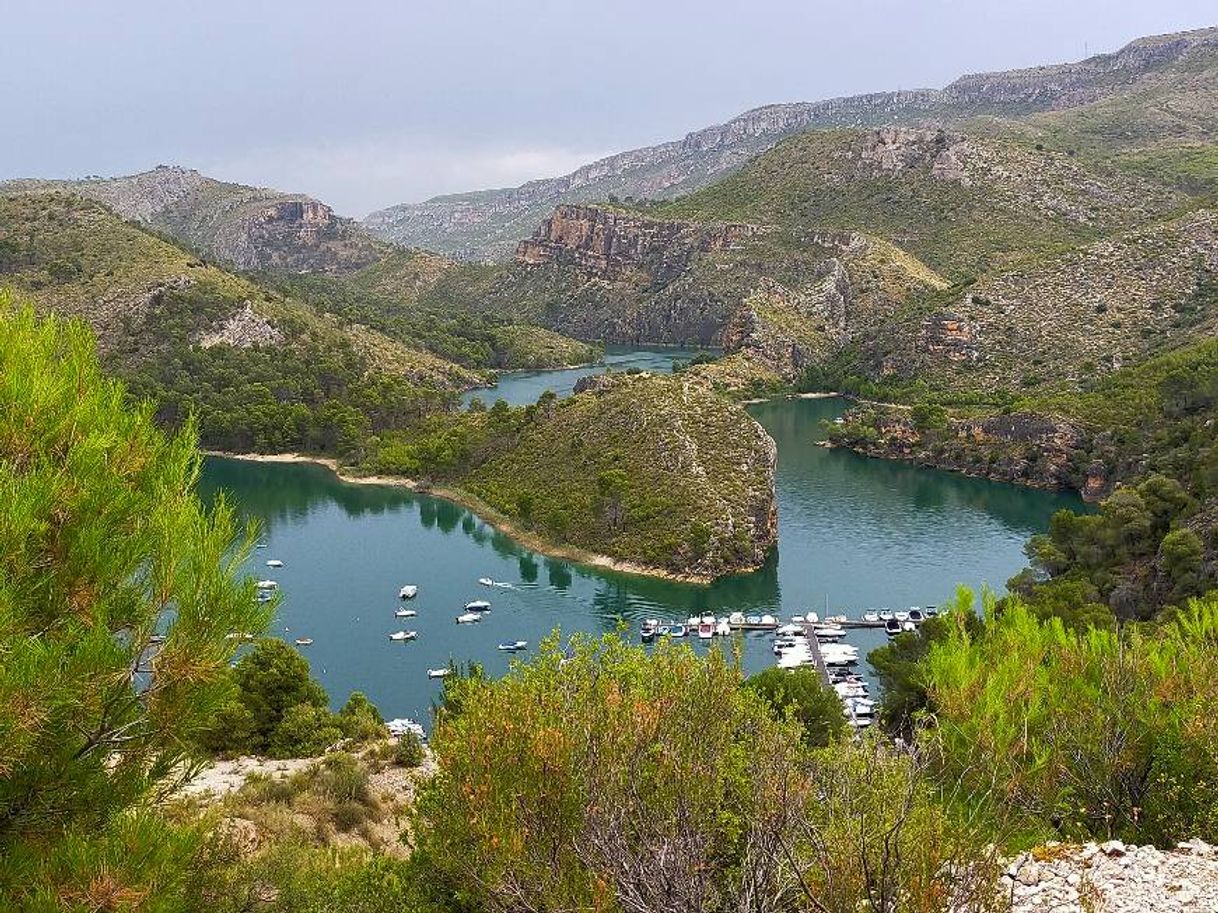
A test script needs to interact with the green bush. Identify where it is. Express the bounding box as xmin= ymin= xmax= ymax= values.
xmin=392 ymin=732 xmax=426 ymax=768
xmin=745 ymin=666 xmax=846 ymax=746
